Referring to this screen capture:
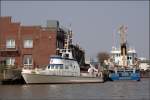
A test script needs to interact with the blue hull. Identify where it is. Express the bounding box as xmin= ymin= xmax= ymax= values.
xmin=109 ymin=69 xmax=140 ymax=81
